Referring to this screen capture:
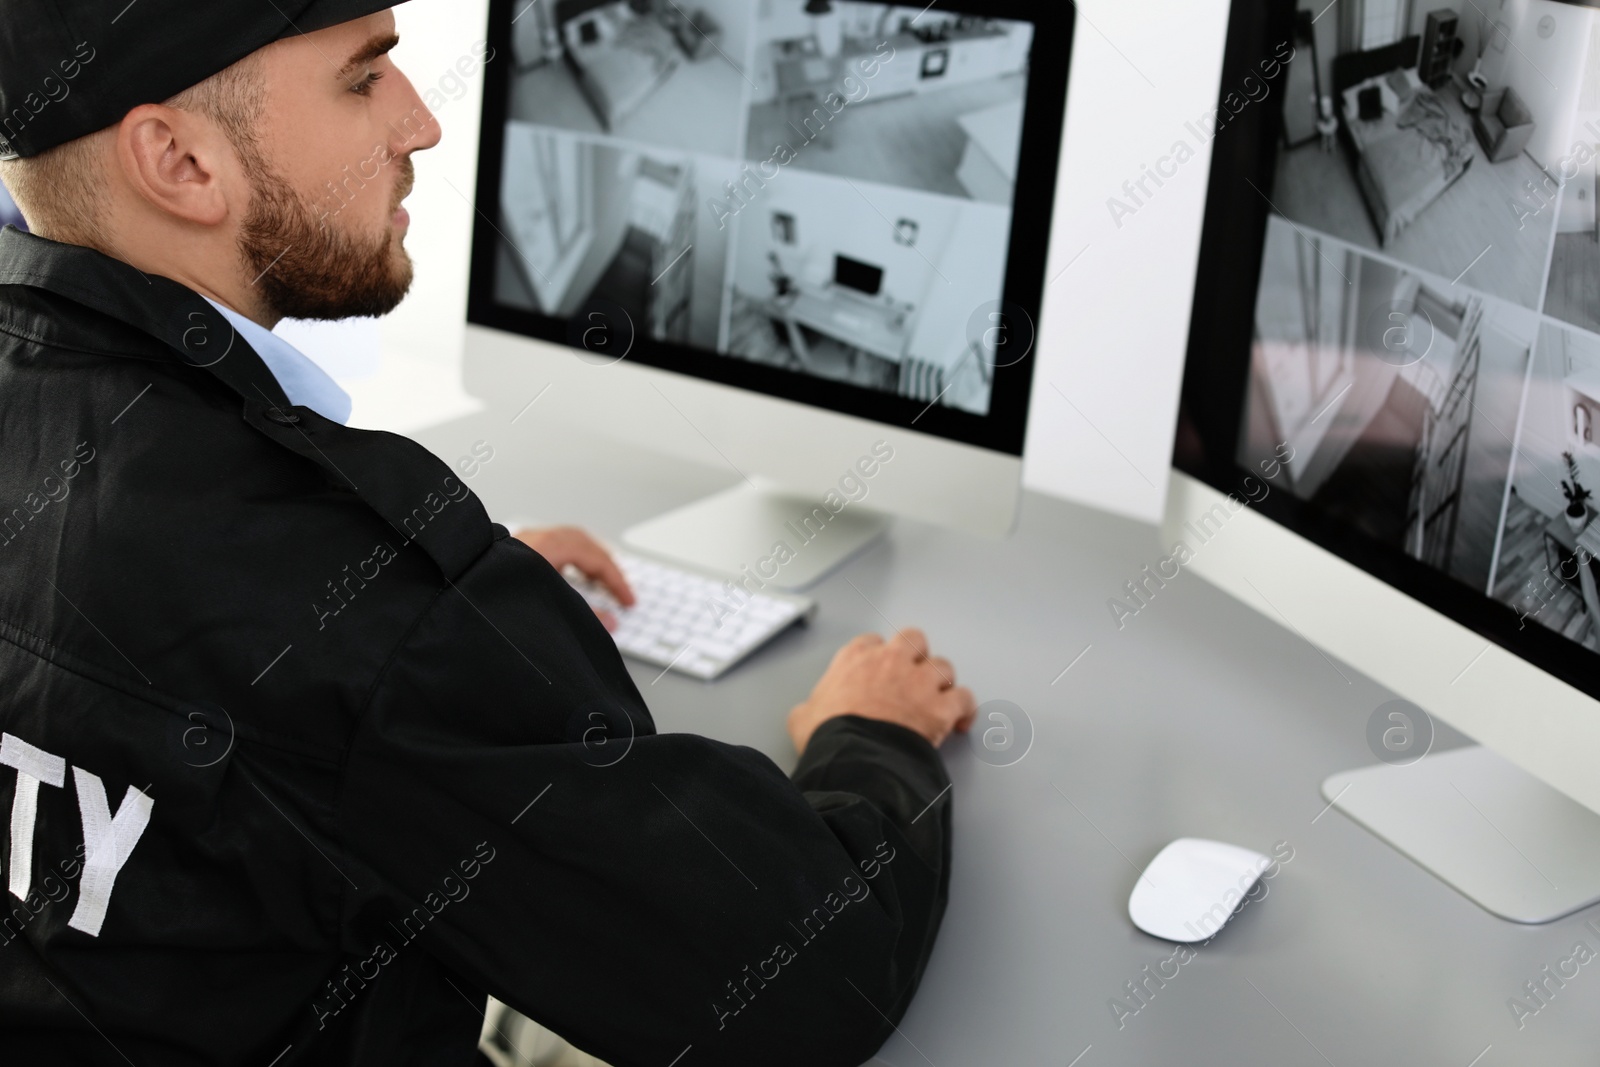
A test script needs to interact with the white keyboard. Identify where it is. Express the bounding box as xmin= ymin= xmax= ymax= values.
xmin=571 ymin=551 xmax=816 ymax=680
